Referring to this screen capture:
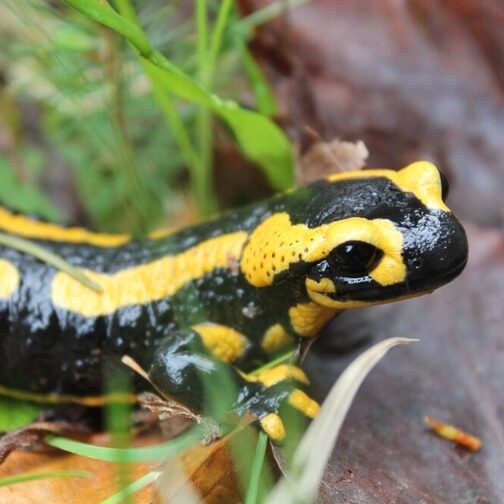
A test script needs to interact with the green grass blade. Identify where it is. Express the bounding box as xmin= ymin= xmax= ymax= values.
xmin=240 ymin=44 xmax=278 ymax=116
xmin=100 ymin=470 xmax=161 ymax=504
xmin=196 ymin=0 xmax=208 ymax=79
xmin=45 ymin=426 xmax=202 ymax=463
xmin=0 ymin=470 xmax=91 ymax=488
xmin=0 ymin=232 xmax=102 ymax=292
xmin=245 ymin=431 xmax=268 ymax=504
xmin=105 ymin=367 xmax=133 ymax=503
xmin=208 ymin=0 xmax=234 ymax=79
